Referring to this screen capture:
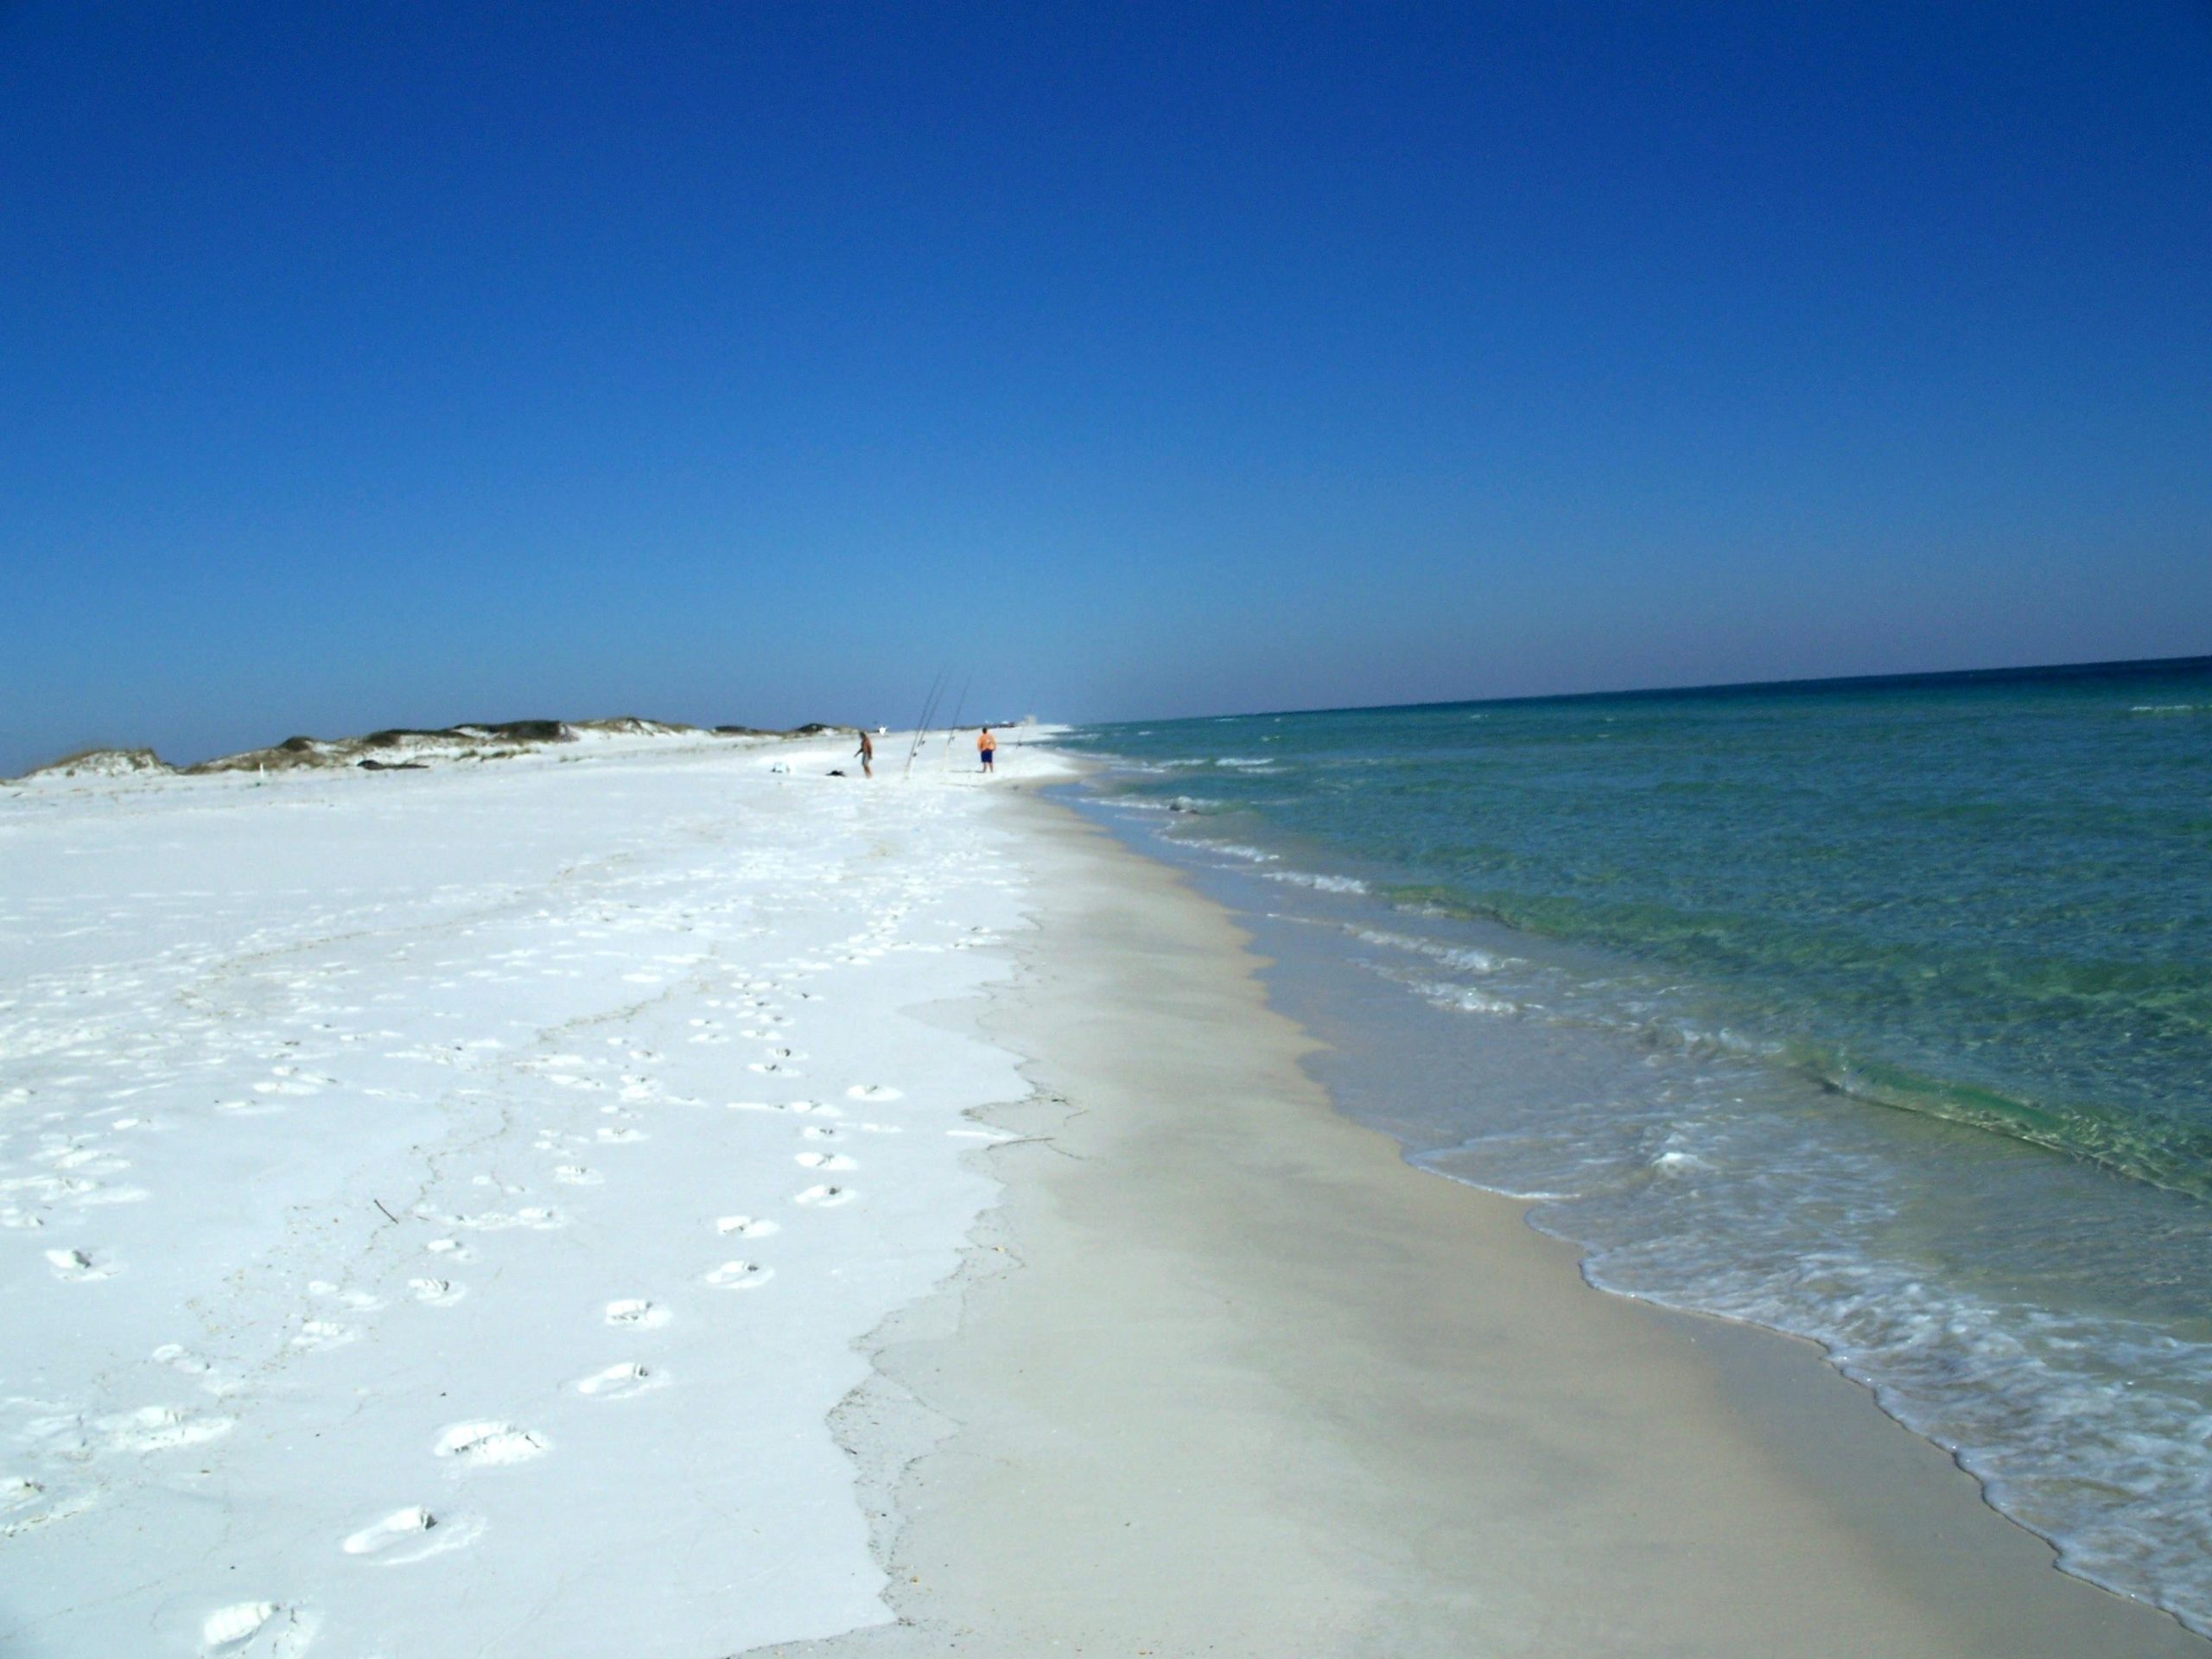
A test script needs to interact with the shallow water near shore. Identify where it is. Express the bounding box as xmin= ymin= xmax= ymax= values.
xmin=1060 ymin=657 xmax=2212 ymax=1635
